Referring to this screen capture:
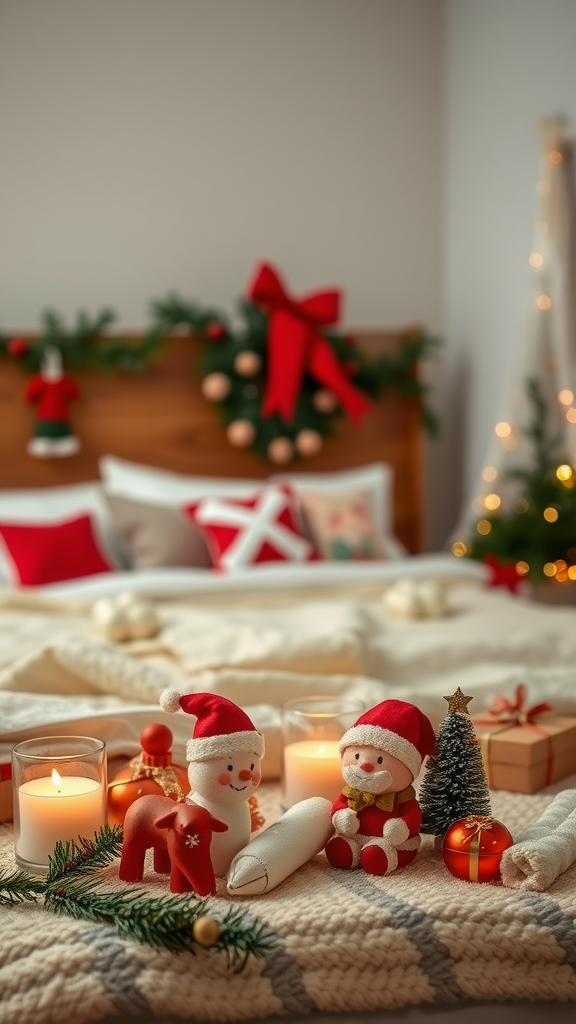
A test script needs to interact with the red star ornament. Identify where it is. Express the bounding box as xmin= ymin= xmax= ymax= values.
xmin=484 ymin=555 xmax=522 ymax=593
